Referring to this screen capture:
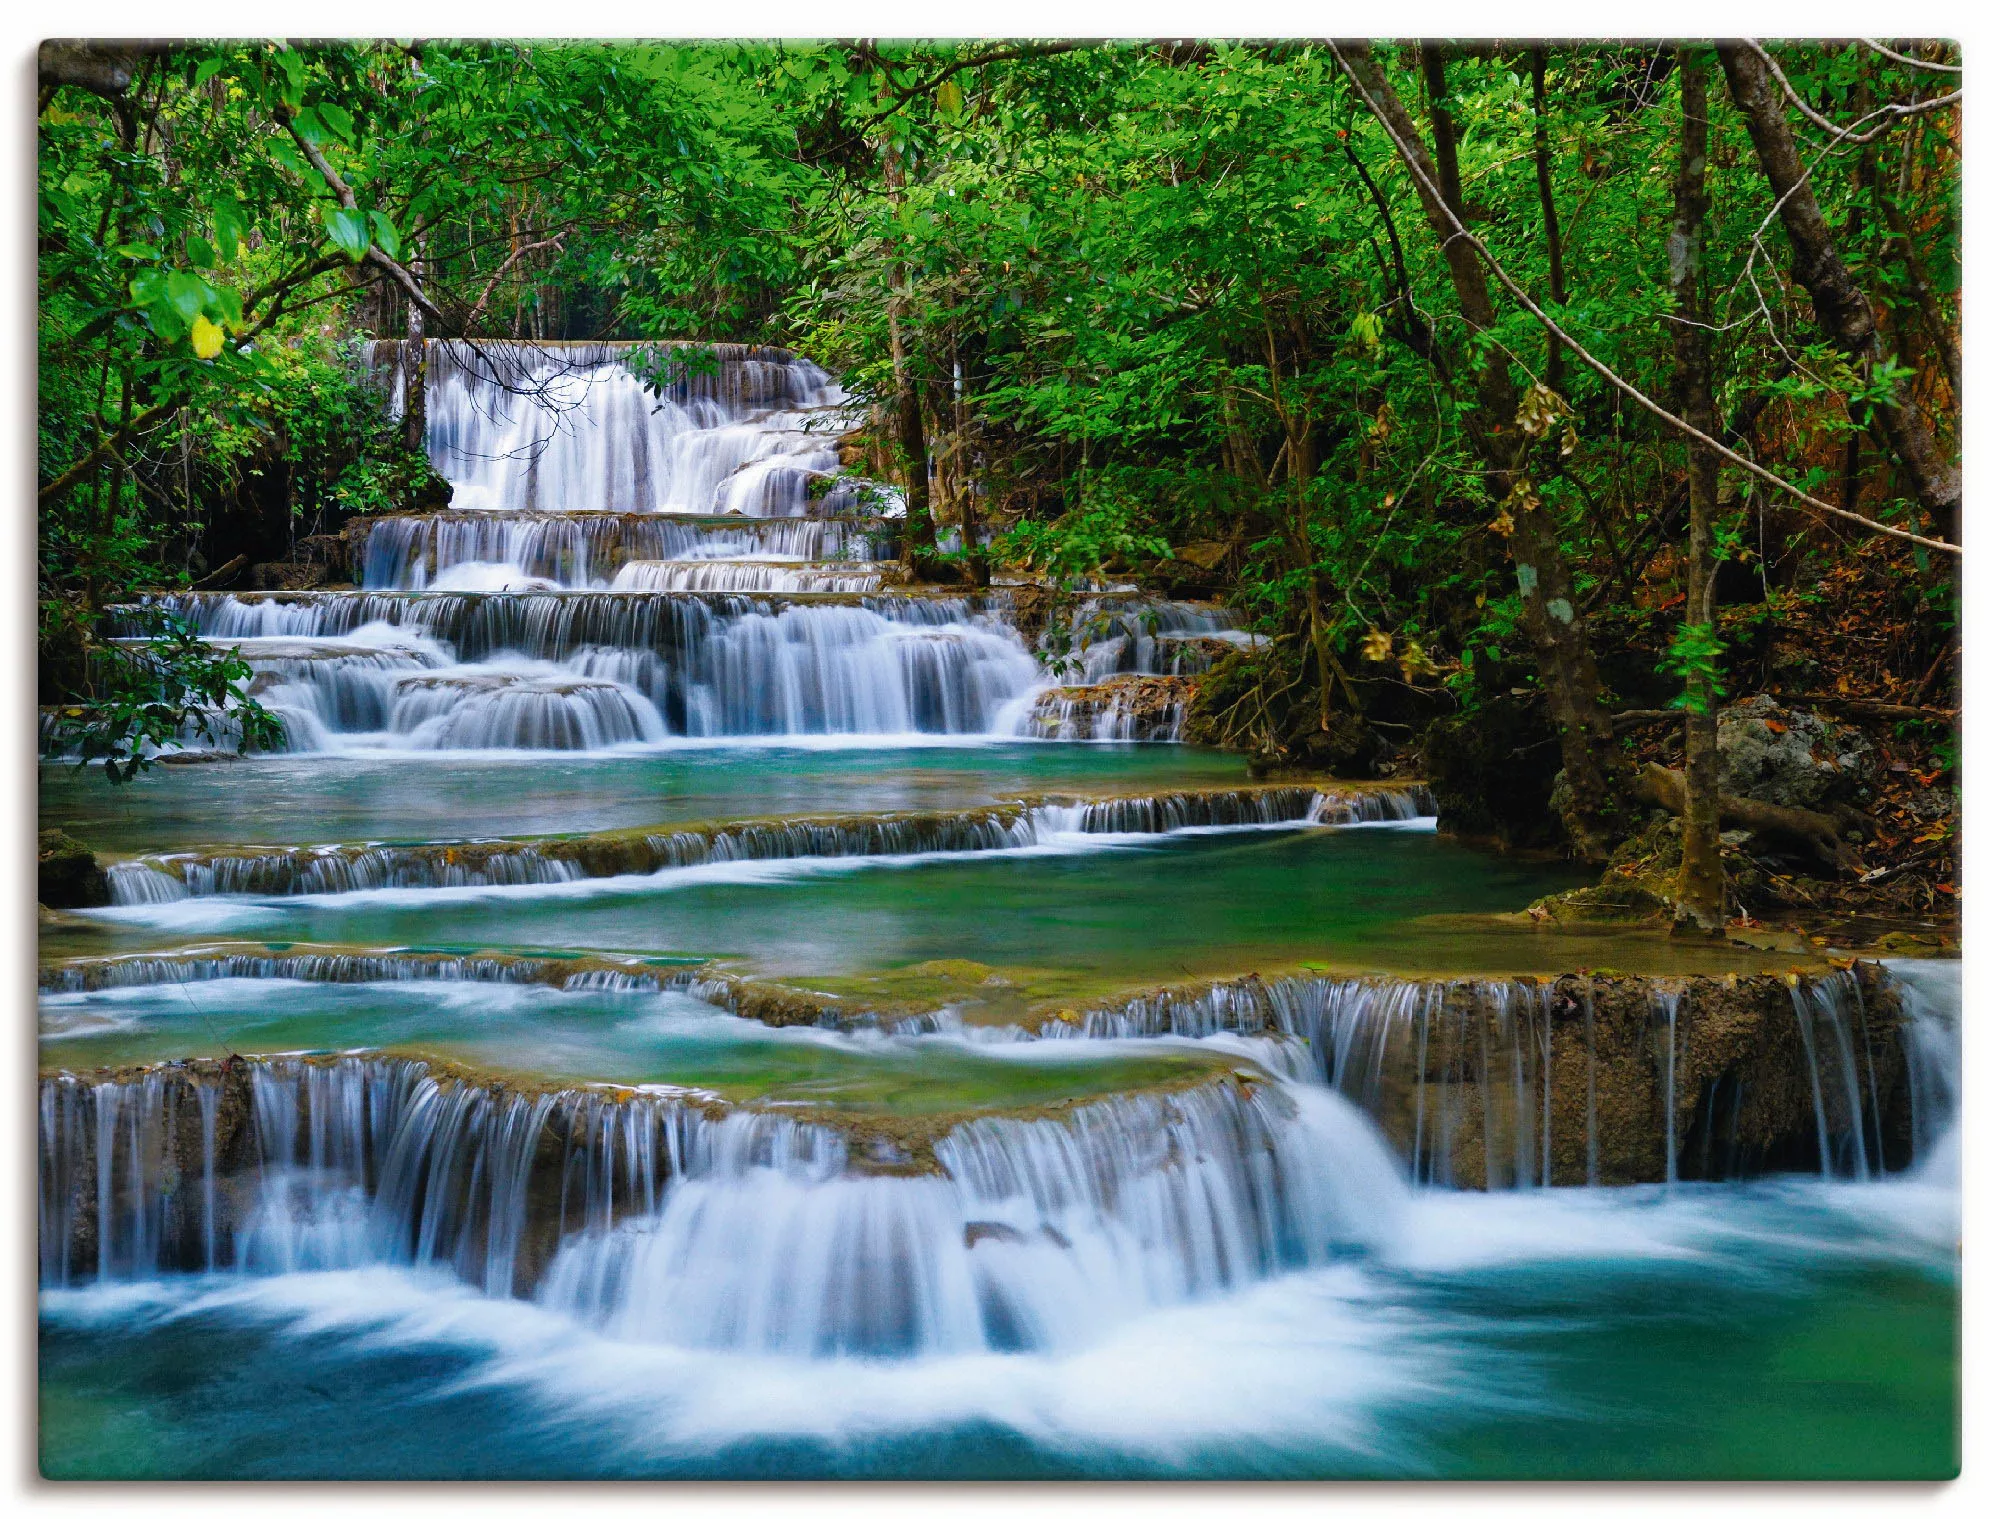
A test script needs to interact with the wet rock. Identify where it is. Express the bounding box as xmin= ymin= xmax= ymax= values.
xmin=245 ymin=561 xmax=329 ymax=592
xmin=37 ymin=829 xmax=109 ymax=908
xmin=1023 ymin=674 xmax=1193 ymax=742
xmin=1718 ymin=694 xmax=1878 ymax=809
